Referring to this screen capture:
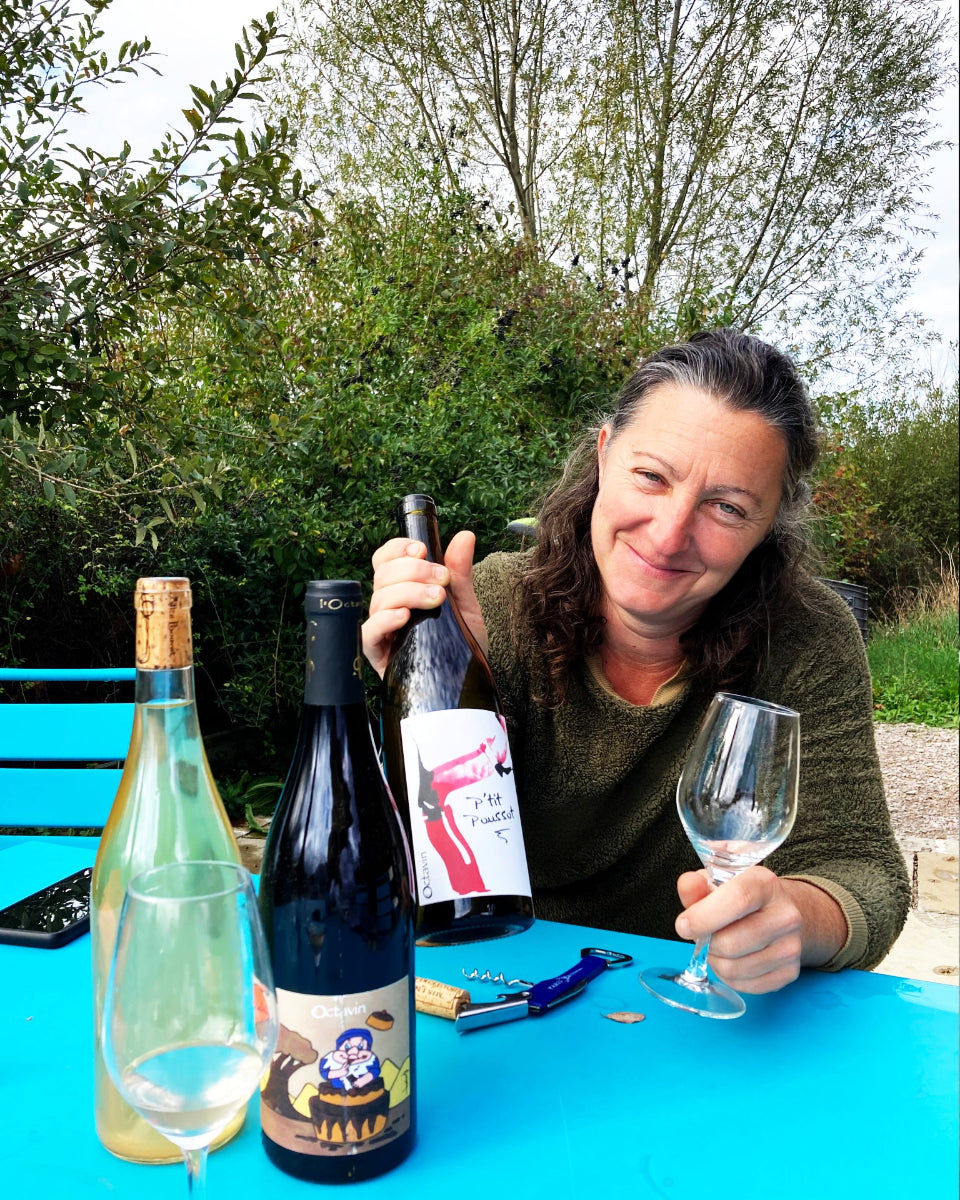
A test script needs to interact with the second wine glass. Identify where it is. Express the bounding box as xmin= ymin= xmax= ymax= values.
xmin=101 ymin=860 xmax=279 ymax=1197
xmin=640 ymin=692 xmax=800 ymax=1019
